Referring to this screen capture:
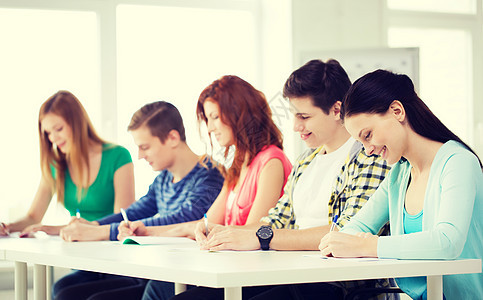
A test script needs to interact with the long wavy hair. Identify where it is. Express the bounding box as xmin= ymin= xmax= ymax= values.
xmin=341 ymin=69 xmax=482 ymax=168
xmin=38 ymin=91 xmax=106 ymax=204
xmin=197 ymin=75 xmax=284 ymax=188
